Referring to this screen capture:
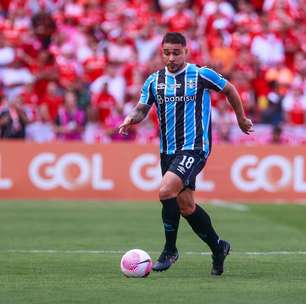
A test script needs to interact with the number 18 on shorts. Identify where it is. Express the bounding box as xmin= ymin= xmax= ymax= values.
xmin=160 ymin=150 xmax=207 ymax=190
